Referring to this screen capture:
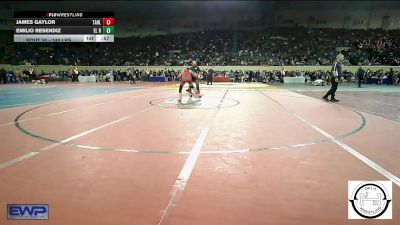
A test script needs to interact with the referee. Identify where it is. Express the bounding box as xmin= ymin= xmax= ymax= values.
xmin=323 ymin=53 xmax=344 ymax=102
